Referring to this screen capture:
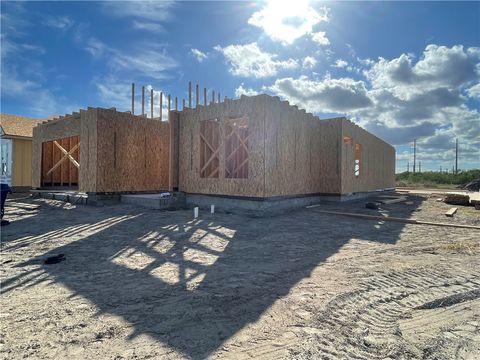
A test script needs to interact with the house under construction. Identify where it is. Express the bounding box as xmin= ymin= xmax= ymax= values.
xmin=32 ymin=88 xmax=395 ymax=208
